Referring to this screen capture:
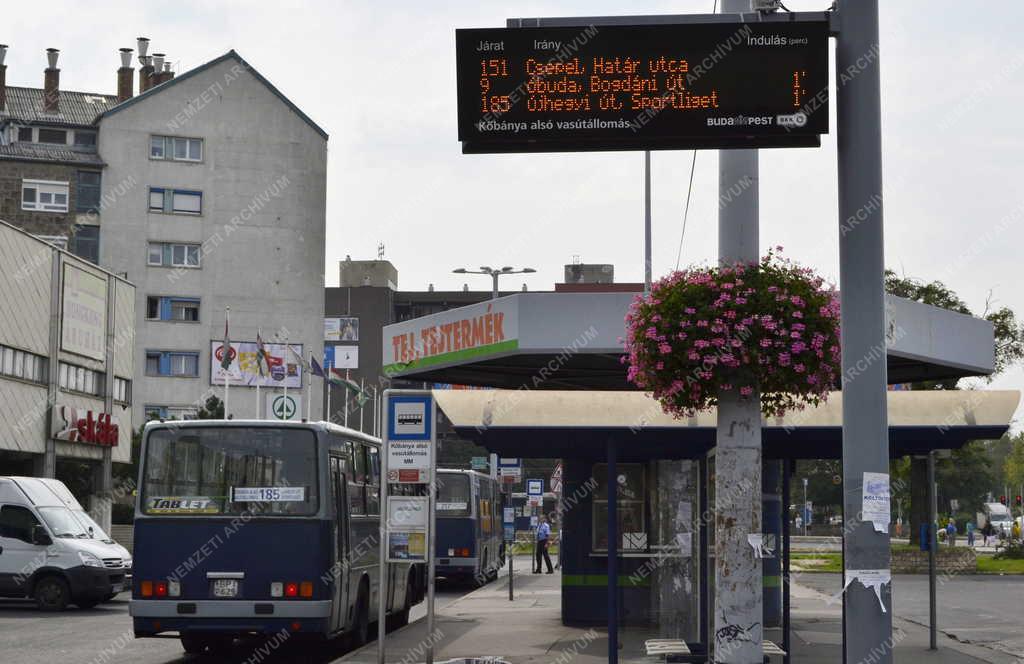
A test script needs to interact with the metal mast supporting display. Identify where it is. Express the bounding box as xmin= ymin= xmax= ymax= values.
xmin=836 ymin=1 xmax=893 ymax=661
xmin=713 ymin=4 xmax=763 ymax=662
